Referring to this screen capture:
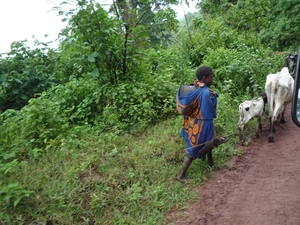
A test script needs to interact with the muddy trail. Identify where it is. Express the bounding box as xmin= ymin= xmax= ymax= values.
xmin=167 ymin=104 xmax=300 ymax=225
